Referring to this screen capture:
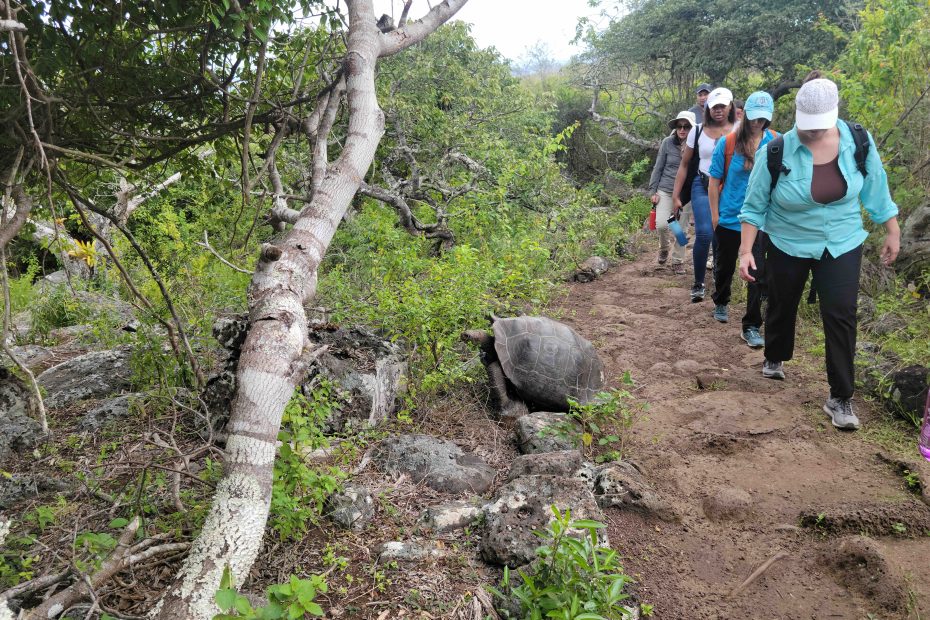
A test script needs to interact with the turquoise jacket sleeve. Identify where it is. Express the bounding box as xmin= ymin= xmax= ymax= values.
xmin=860 ymin=131 xmax=898 ymax=225
xmin=738 ymin=143 xmax=773 ymax=229
xmin=708 ymin=137 xmax=726 ymax=180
